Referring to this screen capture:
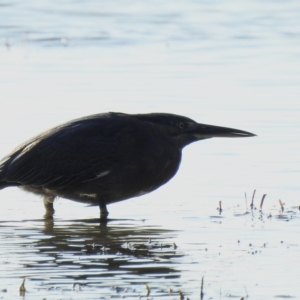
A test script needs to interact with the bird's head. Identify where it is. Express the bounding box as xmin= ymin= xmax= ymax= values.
xmin=132 ymin=113 xmax=256 ymax=149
